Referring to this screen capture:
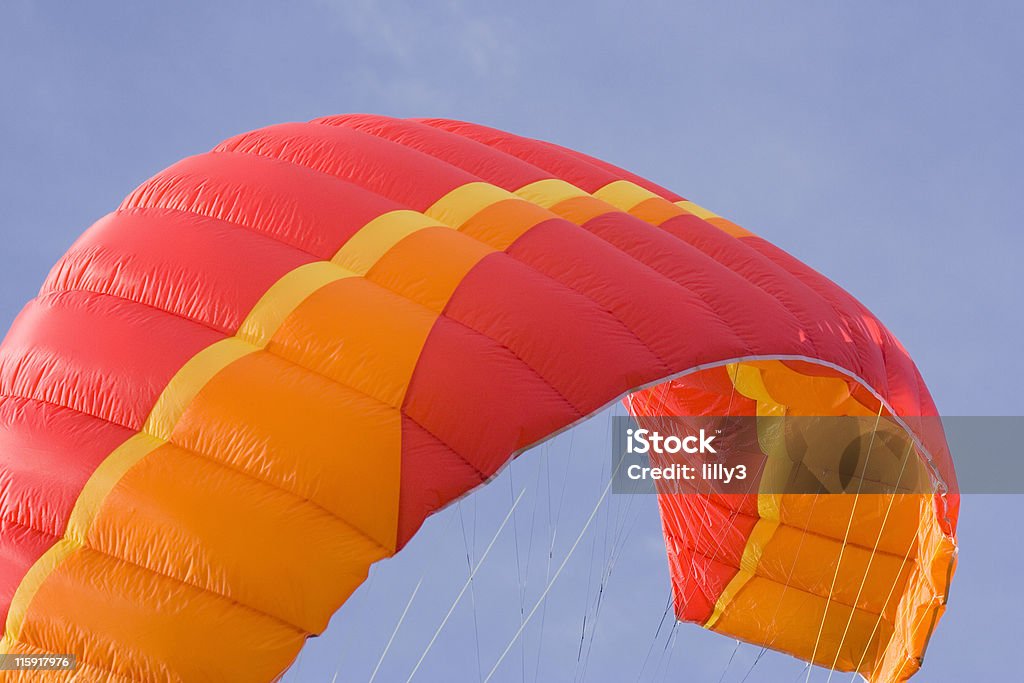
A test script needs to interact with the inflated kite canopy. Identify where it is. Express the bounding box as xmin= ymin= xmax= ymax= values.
xmin=0 ymin=115 xmax=957 ymax=682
